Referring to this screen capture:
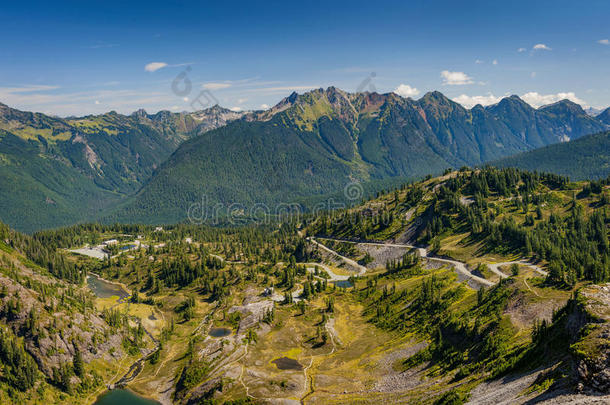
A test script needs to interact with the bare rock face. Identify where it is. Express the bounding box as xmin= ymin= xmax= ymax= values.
xmin=573 ymin=285 xmax=610 ymax=394
xmin=576 ymin=327 xmax=610 ymax=393
xmin=228 ymin=296 xmax=274 ymax=335
xmin=0 ymin=270 xmax=124 ymax=379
